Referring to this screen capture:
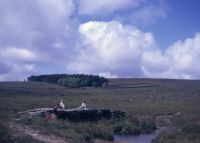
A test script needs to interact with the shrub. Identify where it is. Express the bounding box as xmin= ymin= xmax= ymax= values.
xmin=113 ymin=123 xmax=123 ymax=134
xmin=89 ymin=127 xmax=113 ymax=141
xmin=121 ymin=125 xmax=141 ymax=135
xmin=140 ymin=119 xmax=156 ymax=133
xmin=182 ymin=123 xmax=200 ymax=134
xmin=113 ymin=121 xmax=141 ymax=135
